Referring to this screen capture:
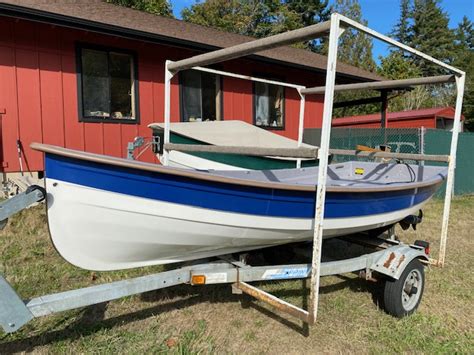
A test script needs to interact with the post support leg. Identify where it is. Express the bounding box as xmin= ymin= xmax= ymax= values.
xmin=438 ymin=73 xmax=465 ymax=266
xmin=308 ymin=13 xmax=342 ymax=325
